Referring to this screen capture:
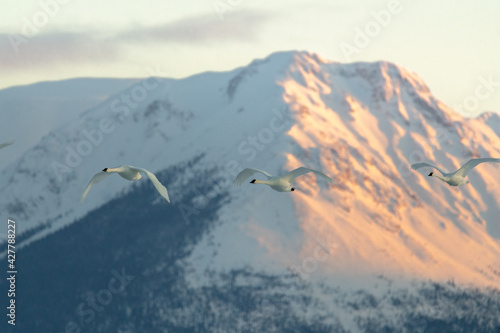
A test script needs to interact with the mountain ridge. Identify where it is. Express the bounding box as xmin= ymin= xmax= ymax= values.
xmin=2 ymin=50 xmax=500 ymax=332
xmin=1 ymin=50 xmax=499 ymax=286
